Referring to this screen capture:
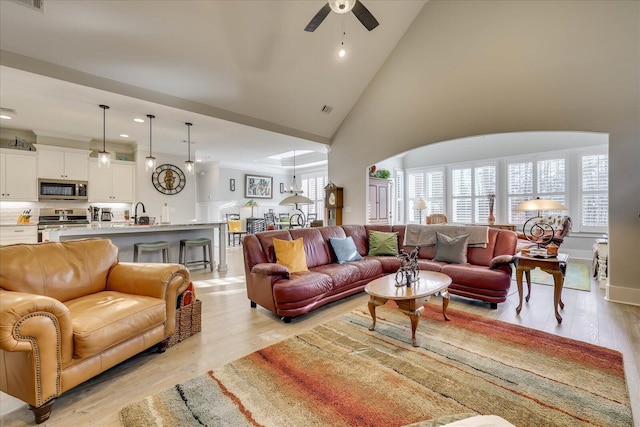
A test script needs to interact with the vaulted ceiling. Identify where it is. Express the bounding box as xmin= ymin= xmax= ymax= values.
xmin=0 ymin=0 xmax=425 ymax=169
